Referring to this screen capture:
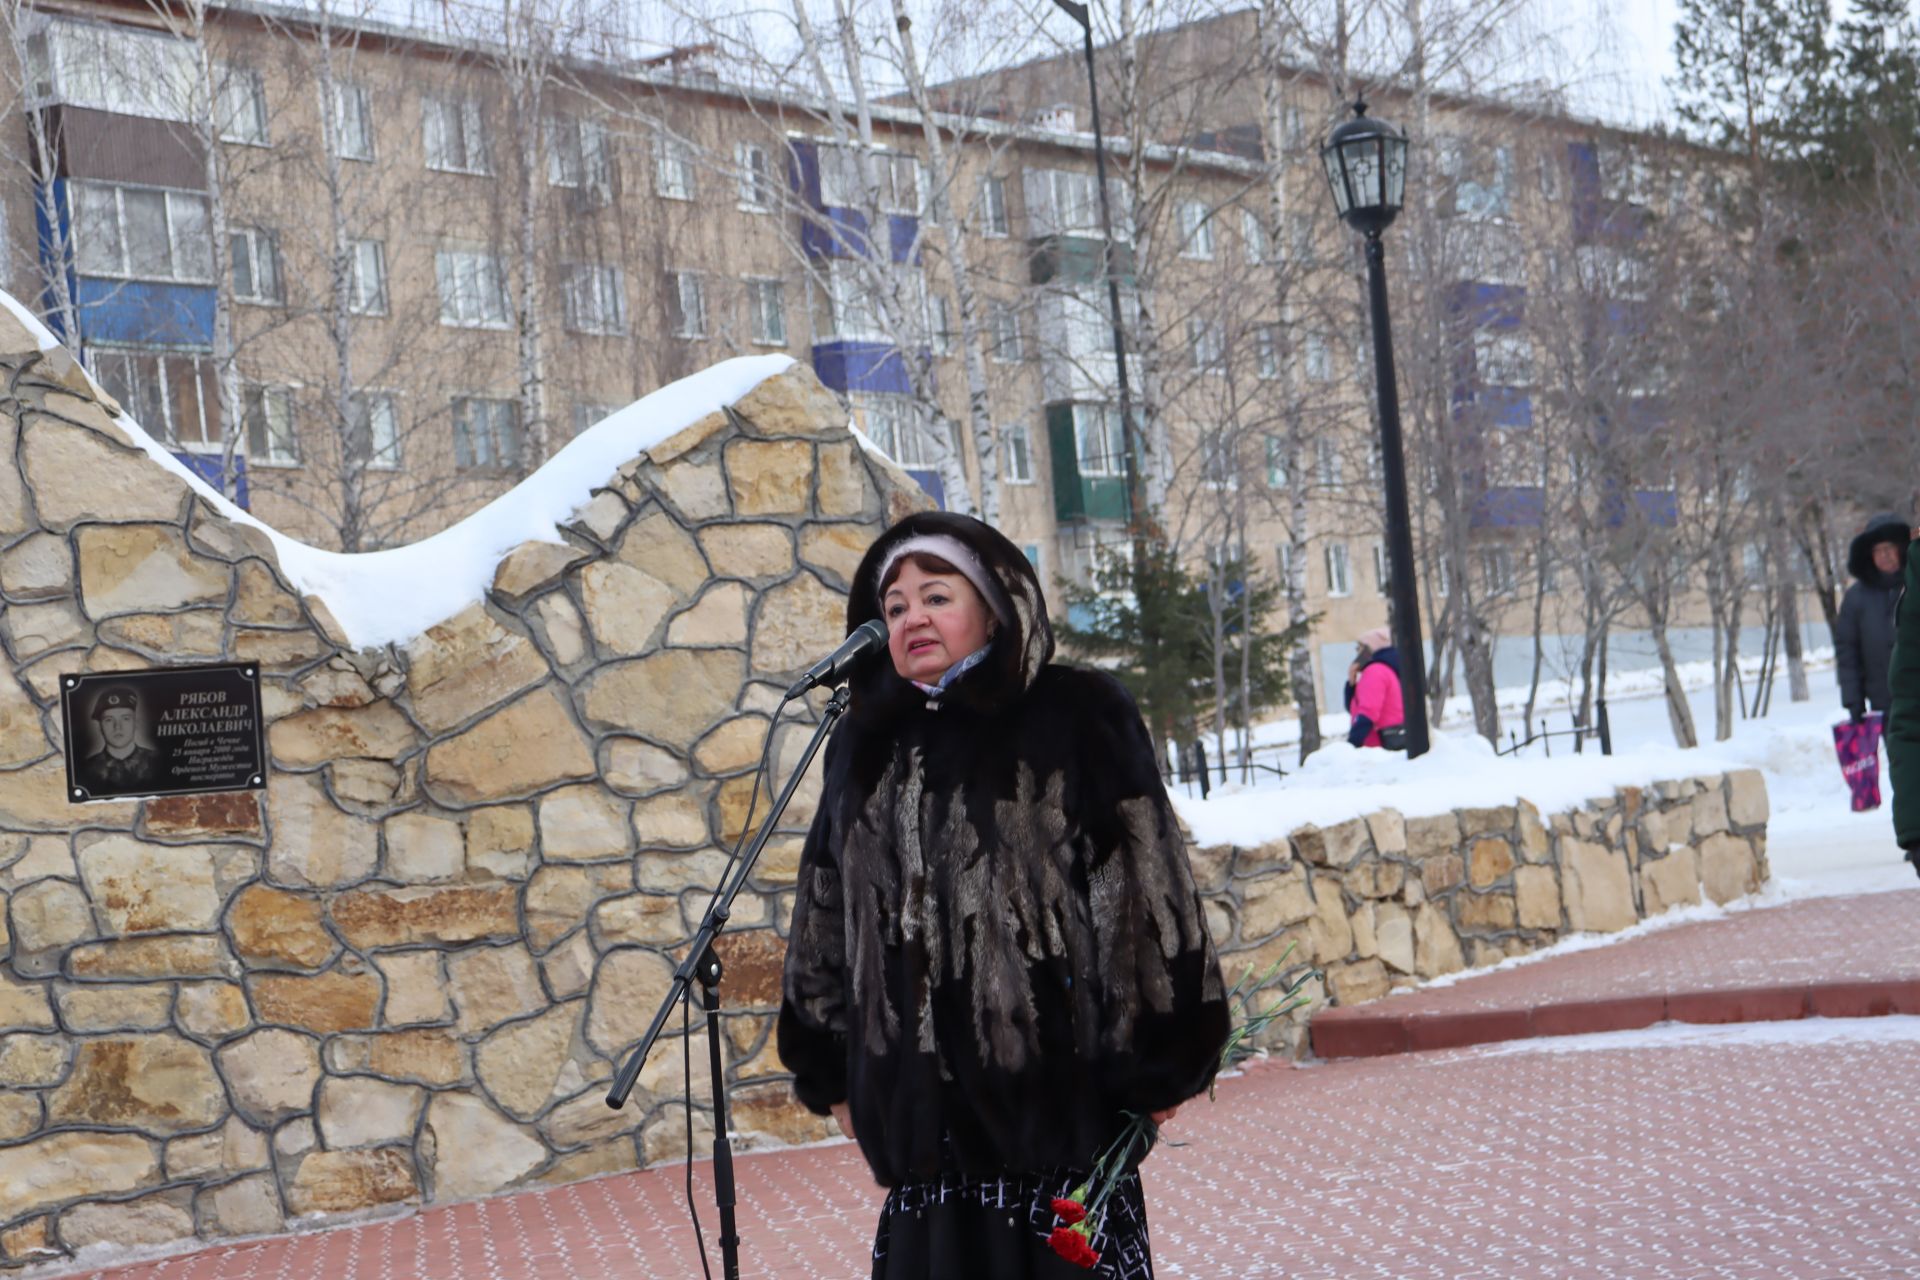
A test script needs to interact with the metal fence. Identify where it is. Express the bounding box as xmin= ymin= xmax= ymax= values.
xmin=1164 ymin=740 xmax=1291 ymax=798
xmin=1493 ymin=699 xmax=1614 ymax=759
